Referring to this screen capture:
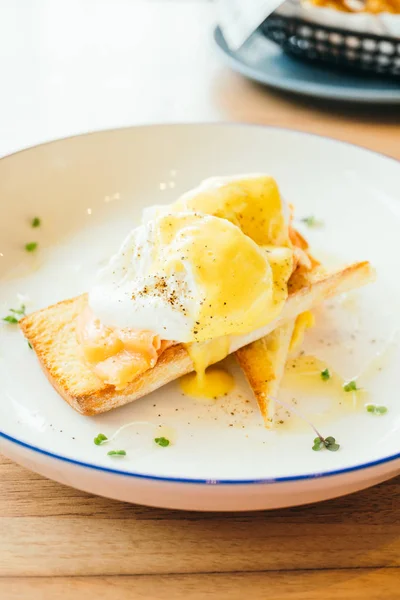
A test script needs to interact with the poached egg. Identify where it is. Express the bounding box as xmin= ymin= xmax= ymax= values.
xmin=83 ymin=175 xmax=294 ymax=393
